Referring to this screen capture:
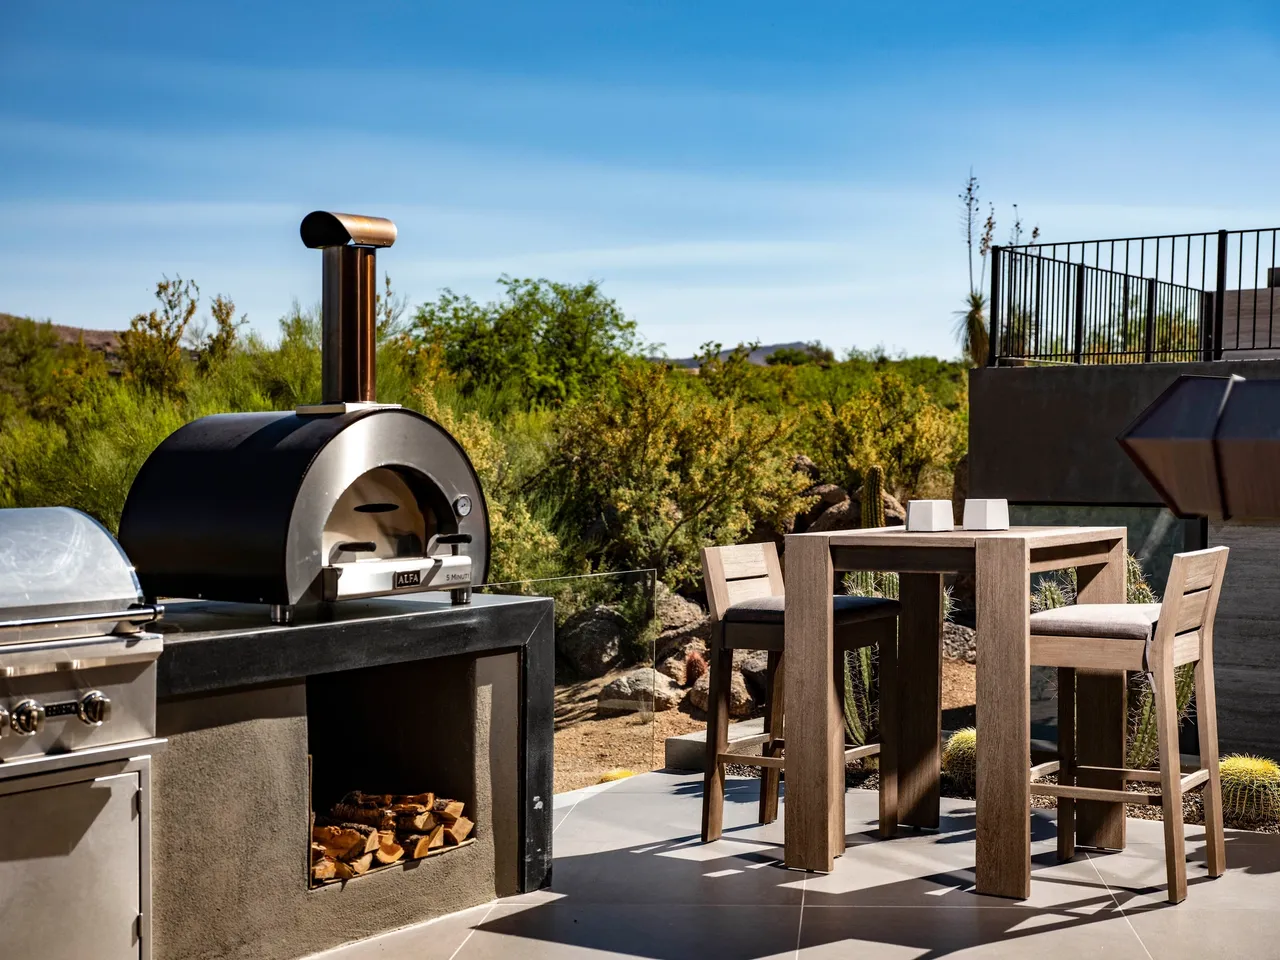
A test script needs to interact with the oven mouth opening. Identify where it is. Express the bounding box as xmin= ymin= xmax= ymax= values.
xmin=319 ymin=466 xmax=469 ymax=602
